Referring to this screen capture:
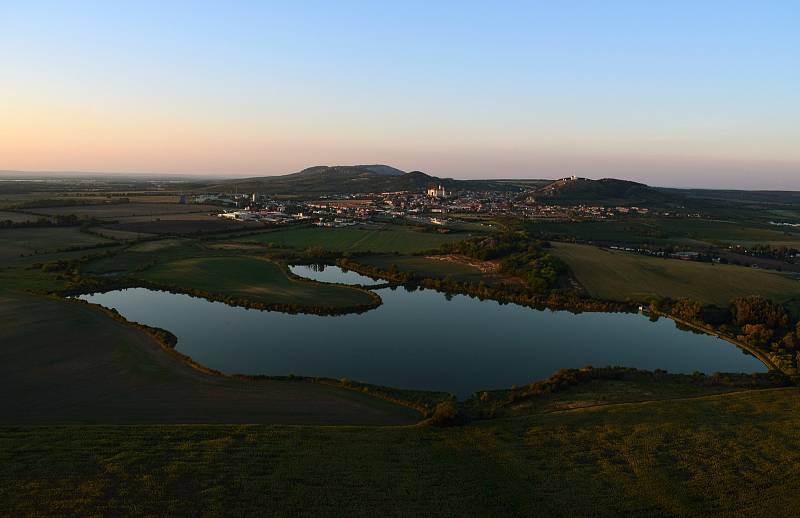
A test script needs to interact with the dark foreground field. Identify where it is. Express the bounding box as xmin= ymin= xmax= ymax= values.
xmin=0 ymin=292 xmax=418 ymax=425
xmin=3 ymin=388 xmax=800 ymax=516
